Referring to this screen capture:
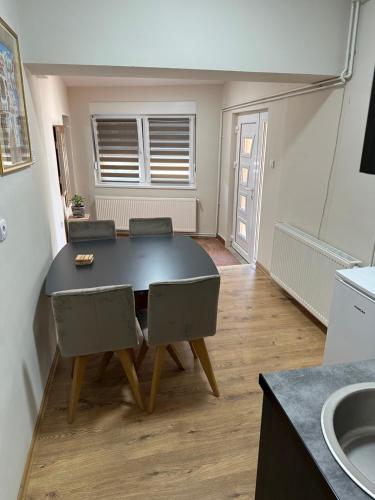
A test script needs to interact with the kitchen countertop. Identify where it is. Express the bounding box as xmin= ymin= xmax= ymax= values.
xmin=260 ymin=359 xmax=375 ymax=500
